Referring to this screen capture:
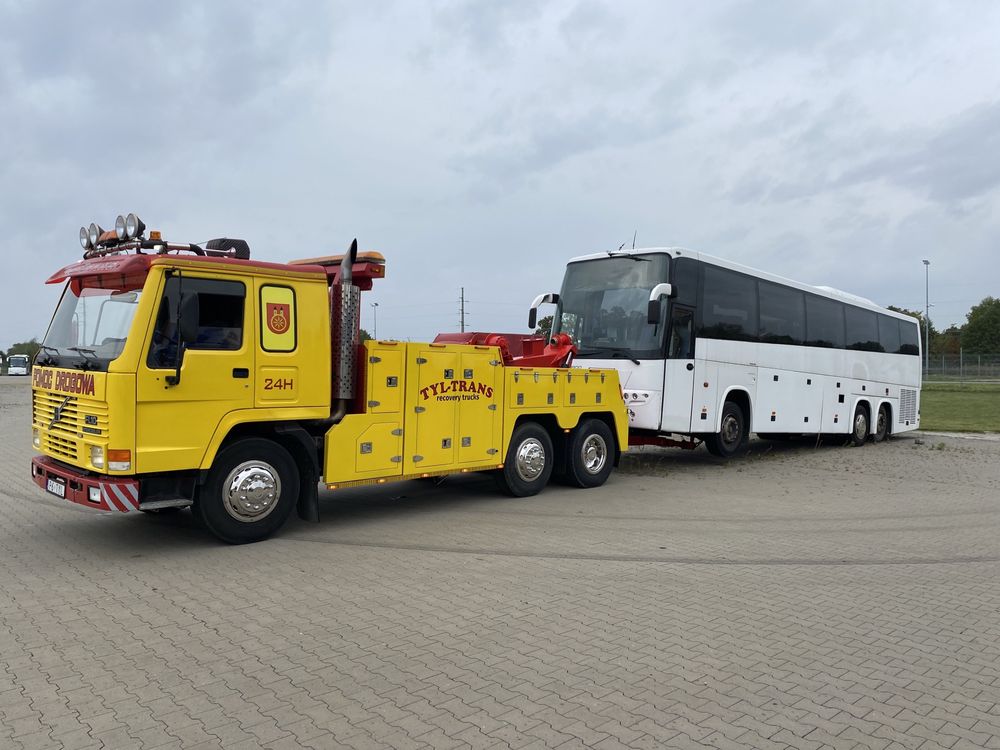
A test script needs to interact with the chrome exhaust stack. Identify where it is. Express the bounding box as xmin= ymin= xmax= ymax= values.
xmin=331 ymin=239 xmax=360 ymax=406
